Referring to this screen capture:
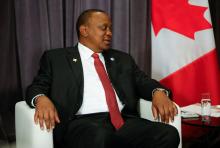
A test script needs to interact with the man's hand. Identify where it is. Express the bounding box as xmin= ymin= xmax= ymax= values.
xmin=34 ymin=96 xmax=60 ymax=131
xmin=152 ymin=91 xmax=178 ymax=123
